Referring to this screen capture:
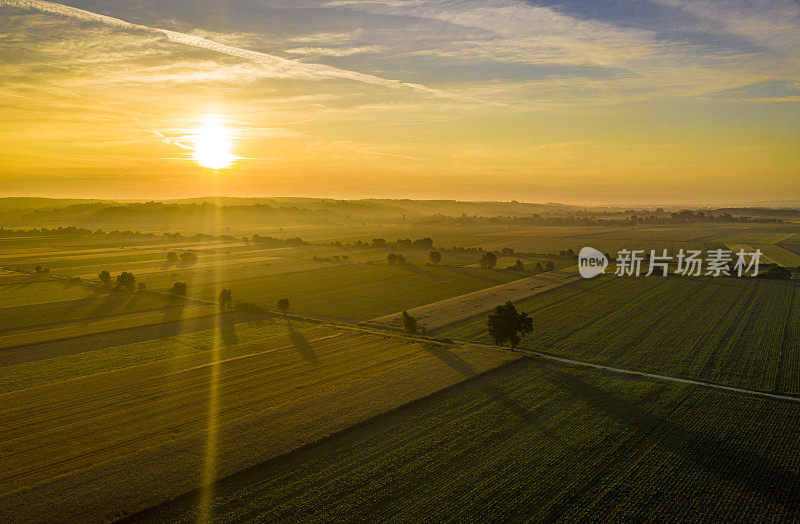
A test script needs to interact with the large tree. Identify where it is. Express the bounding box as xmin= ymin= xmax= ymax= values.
xmin=429 ymin=251 xmax=442 ymax=265
xmin=487 ymin=301 xmax=533 ymax=348
xmin=479 ymin=252 xmax=497 ymax=269
xmin=115 ymin=271 xmax=136 ymax=291
xmin=277 ymin=298 xmax=289 ymax=312
xmin=98 ymin=270 xmax=112 ymax=285
xmin=170 ymin=282 xmax=187 ymax=298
